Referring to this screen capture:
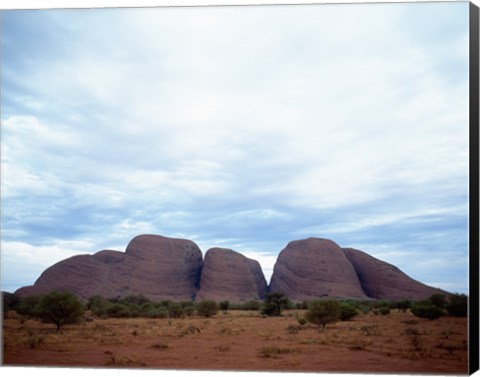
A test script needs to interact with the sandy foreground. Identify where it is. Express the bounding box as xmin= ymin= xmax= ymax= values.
xmin=2 ymin=309 xmax=468 ymax=374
